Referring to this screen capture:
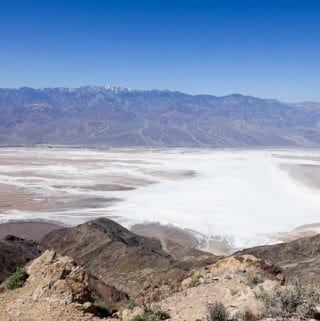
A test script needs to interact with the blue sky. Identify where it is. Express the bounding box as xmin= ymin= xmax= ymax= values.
xmin=0 ymin=0 xmax=319 ymax=102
